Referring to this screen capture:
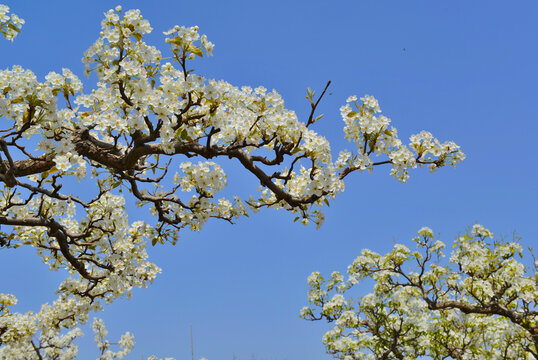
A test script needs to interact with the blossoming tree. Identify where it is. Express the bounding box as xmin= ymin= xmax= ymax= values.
xmin=0 ymin=5 xmax=465 ymax=359
xmin=302 ymin=225 xmax=538 ymax=359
